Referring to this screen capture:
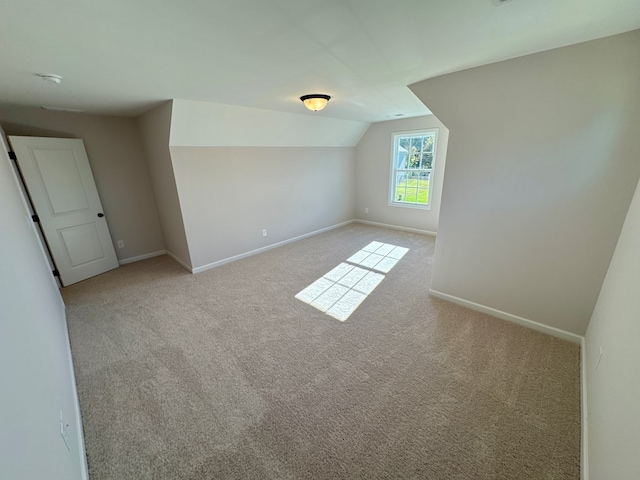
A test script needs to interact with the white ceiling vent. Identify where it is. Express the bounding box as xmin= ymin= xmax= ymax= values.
xmin=36 ymin=73 xmax=62 ymax=84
